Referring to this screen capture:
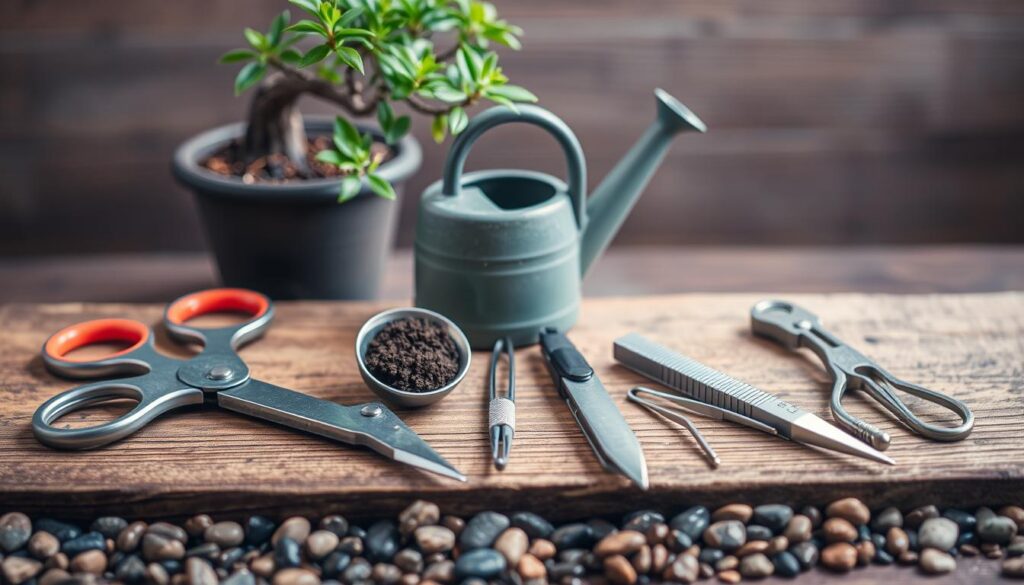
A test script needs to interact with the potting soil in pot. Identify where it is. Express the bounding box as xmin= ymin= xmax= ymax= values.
xmin=364 ymin=318 xmax=460 ymax=392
